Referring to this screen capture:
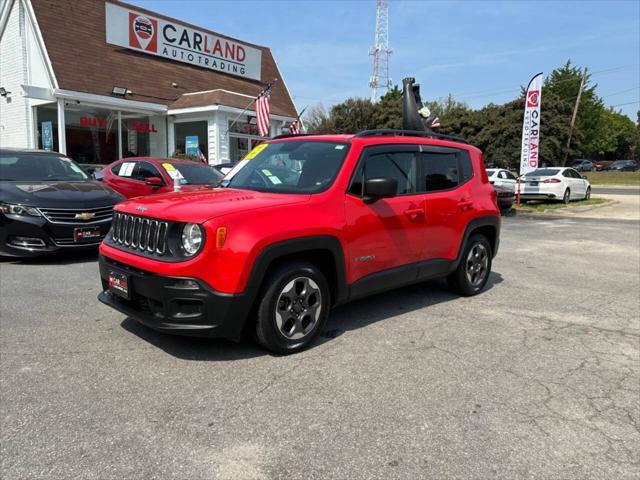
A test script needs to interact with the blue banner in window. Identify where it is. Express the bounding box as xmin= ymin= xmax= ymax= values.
xmin=42 ymin=121 xmax=53 ymax=151
xmin=185 ymin=136 xmax=199 ymax=156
